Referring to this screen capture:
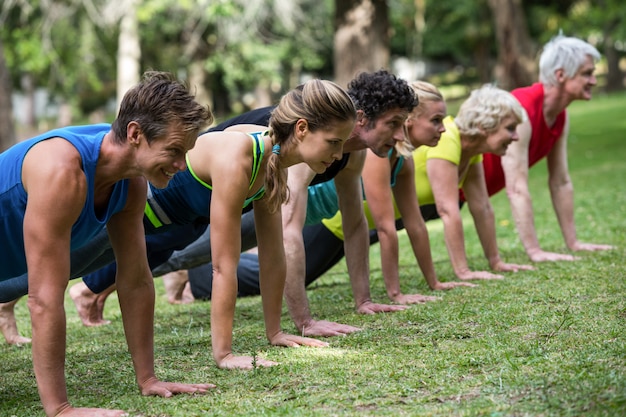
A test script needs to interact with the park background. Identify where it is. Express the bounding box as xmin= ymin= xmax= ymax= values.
xmin=0 ymin=1 xmax=625 ymax=416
